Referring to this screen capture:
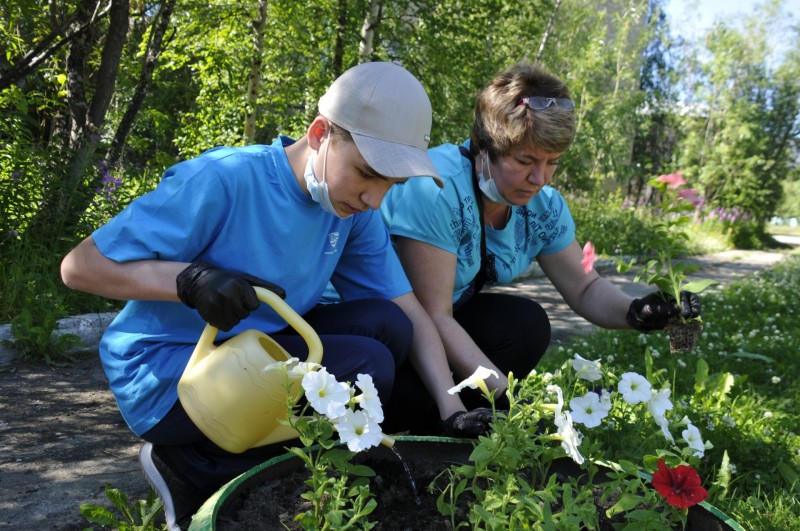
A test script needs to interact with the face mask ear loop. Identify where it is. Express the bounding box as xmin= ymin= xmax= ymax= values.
xmin=321 ymin=126 xmax=332 ymax=184
xmin=478 ymin=151 xmax=492 ymax=183
xmin=484 ymin=154 xmax=494 ymax=182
